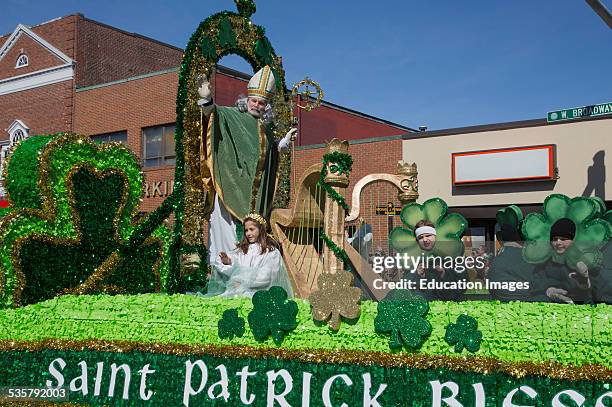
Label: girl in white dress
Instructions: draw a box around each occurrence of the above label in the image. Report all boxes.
[205,213,292,298]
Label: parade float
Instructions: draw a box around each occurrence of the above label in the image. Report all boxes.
[0,1,610,405]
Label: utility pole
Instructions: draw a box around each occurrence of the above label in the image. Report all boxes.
[586,0,612,29]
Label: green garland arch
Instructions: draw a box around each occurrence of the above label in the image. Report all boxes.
[165,0,294,293]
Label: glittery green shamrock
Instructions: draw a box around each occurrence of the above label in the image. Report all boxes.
[218,308,245,340]
[389,197,467,258]
[0,134,171,308]
[248,286,298,345]
[217,17,237,48]
[522,194,610,269]
[374,289,432,350]
[254,37,274,66]
[496,205,523,229]
[445,314,482,353]
[200,35,218,60]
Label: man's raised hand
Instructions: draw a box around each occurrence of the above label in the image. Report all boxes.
[278,127,297,152]
[286,127,298,141]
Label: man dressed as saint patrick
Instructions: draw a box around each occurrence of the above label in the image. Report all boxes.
[197,65,296,265]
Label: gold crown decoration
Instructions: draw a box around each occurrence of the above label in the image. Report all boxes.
[325,138,349,155]
[244,212,267,227]
[397,160,418,176]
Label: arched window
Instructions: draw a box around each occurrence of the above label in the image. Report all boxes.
[7,120,29,145]
[15,54,28,68]
[12,129,25,142]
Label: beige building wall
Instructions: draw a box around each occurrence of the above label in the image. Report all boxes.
[402,118,611,207]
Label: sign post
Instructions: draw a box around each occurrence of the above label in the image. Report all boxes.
[547,102,612,123]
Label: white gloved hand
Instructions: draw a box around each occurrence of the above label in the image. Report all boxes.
[197,75,212,104]
[285,127,297,142]
[546,287,574,304]
[278,128,297,152]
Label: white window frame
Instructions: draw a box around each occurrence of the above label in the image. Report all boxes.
[142,124,176,168]
[15,54,28,68]
[7,119,30,145]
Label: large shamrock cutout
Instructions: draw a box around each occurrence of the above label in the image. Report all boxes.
[374,289,432,350]
[248,286,298,345]
[309,270,361,330]
[521,194,610,269]
[445,314,482,353]
[389,198,467,258]
[0,134,171,307]
[589,196,606,215]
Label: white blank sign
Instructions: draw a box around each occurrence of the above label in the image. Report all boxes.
[452,145,554,185]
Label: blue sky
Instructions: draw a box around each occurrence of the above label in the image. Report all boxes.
[2,0,611,130]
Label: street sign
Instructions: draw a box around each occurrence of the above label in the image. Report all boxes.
[547,102,612,123]
[375,202,402,215]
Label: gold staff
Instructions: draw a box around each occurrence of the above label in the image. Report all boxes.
[290,77,324,191]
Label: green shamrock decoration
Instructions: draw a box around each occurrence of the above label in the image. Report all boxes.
[248,286,298,345]
[496,205,523,228]
[218,308,245,340]
[445,314,482,353]
[200,35,218,60]
[253,37,274,66]
[521,194,610,269]
[389,197,467,258]
[589,196,607,217]
[0,134,171,308]
[374,289,432,350]
[3,134,51,210]
[217,17,237,48]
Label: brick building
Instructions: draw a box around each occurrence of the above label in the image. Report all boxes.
[2,13,609,271]
[0,14,412,229]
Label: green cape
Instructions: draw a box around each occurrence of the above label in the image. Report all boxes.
[206,106,279,220]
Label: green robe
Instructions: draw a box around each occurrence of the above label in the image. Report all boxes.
[206,106,279,220]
